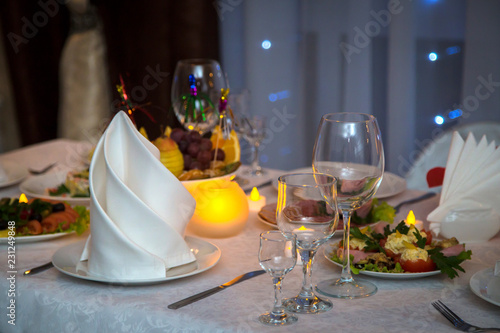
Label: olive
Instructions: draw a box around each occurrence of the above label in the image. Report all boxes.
[51,203,65,212]
[29,213,43,222]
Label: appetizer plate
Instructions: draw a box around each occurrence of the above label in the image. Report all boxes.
[323,245,441,279]
[0,160,29,188]
[0,231,74,244]
[52,236,221,285]
[470,267,500,307]
[272,167,406,198]
[19,171,90,206]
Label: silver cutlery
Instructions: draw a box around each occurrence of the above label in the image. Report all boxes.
[393,192,436,213]
[29,162,57,175]
[23,262,53,275]
[432,300,500,332]
[168,269,266,309]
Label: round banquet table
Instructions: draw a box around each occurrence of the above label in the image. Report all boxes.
[0,139,499,333]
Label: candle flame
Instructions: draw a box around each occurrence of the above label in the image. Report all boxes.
[19,193,28,203]
[406,210,416,226]
[250,187,260,201]
[298,226,308,231]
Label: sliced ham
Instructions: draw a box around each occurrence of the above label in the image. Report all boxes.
[372,221,391,235]
[337,247,370,263]
[441,244,465,257]
[356,199,373,218]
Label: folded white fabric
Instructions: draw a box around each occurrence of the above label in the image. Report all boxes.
[79,111,197,280]
[0,162,7,182]
[428,132,500,242]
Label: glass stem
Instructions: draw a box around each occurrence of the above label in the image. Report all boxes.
[250,142,261,174]
[298,249,316,298]
[341,210,354,282]
[271,276,286,318]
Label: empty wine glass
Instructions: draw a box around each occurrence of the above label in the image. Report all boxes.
[171,59,227,135]
[258,231,298,326]
[238,115,266,176]
[276,173,339,314]
[312,113,384,299]
[230,91,267,176]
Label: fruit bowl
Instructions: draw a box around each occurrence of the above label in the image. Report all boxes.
[181,169,239,195]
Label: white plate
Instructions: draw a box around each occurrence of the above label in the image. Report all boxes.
[376,172,407,198]
[0,231,74,244]
[323,244,441,279]
[0,160,29,188]
[52,236,221,285]
[272,168,406,198]
[470,267,500,306]
[19,171,90,206]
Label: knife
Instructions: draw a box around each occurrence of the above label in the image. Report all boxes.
[23,262,54,275]
[168,269,266,309]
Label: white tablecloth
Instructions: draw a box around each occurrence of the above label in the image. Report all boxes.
[0,139,499,333]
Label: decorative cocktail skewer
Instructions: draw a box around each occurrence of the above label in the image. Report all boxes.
[181,74,216,125]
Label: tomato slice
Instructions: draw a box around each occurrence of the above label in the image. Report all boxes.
[421,228,432,245]
[399,257,436,273]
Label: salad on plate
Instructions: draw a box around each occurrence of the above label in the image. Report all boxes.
[327,220,472,279]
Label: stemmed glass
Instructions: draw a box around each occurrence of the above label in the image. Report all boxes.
[258,231,298,326]
[237,115,266,176]
[276,173,339,314]
[312,113,384,299]
[171,59,227,135]
[230,91,267,176]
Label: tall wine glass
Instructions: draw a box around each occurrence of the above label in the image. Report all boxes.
[312,113,384,299]
[258,231,298,326]
[171,59,227,135]
[237,115,266,177]
[276,173,339,314]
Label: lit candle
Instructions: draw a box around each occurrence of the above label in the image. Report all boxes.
[19,193,28,203]
[189,180,249,238]
[247,187,266,211]
[405,210,423,230]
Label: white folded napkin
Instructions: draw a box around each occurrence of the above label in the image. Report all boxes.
[428,132,500,242]
[79,111,197,280]
[0,162,7,182]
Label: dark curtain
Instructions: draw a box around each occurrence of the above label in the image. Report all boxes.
[0,1,70,146]
[0,0,219,146]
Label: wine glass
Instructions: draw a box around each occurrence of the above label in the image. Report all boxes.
[237,115,266,177]
[258,231,298,326]
[276,173,339,314]
[312,113,384,299]
[171,59,227,135]
[230,91,267,177]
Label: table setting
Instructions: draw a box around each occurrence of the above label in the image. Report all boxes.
[1,59,500,332]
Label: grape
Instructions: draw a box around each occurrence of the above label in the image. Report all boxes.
[199,138,213,151]
[189,160,203,170]
[178,140,189,153]
[211,149,225,161]
[187,142,200,158]
[197,150,212,164]
[183,154,192,170]
[188,131,202,143]
[170,128,185,143]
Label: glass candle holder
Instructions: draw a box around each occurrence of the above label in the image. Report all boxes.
[189,180,249,238]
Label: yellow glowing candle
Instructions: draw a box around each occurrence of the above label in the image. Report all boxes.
[189,180,249,238]
[247,187,267,211]
[19,193,28,203]
[405,210,423,229]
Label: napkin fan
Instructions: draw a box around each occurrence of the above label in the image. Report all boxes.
[79,111,197,280]
[427,131,500,241]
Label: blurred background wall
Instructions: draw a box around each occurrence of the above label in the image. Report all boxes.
[1,0,499,178]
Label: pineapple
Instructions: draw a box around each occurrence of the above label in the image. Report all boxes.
[152,136,184,177]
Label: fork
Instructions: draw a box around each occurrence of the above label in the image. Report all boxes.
[393,192,436,213]
[29,162,57,175]
[432,300,500,332]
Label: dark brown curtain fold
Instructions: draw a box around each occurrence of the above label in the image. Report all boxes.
[0,1,69,146]
[0,0,219,146]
